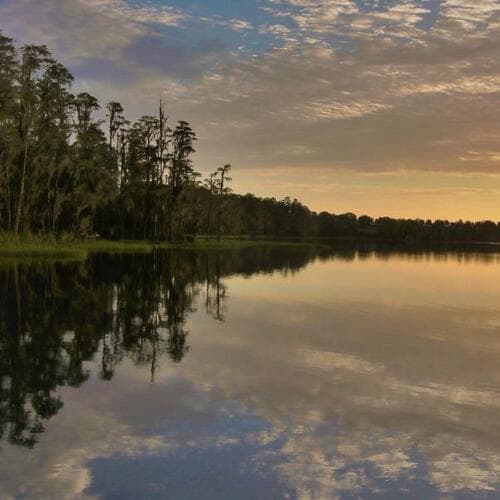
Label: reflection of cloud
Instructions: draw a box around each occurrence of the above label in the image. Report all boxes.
[0,399,143,499]
[0,367,249,499]
[1,254,500,497]
[177,261,500,496]
[273,434,363,499]
[299,348,384,374]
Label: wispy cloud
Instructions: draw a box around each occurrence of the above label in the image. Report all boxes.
[1,0,499,217]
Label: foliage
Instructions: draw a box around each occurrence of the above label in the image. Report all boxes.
[1,30,499,245]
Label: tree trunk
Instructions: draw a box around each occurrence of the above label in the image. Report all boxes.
[206,192,212,236]
[3,153,12,230]
[217,205,222,242]
[14,141,29,234]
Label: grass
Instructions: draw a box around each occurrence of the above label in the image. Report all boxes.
[0,233,153,260]
[0,232,328,260]
[0,233,86,259]
[79,239,154,253]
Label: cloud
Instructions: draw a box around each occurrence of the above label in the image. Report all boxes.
[0,0,234,81]
[1,0,500,216]
[228,19,254,32]
[442,0,500,26]
[0,0,183,59]
[124,34,228,79]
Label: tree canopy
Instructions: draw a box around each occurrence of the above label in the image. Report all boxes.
[1,30,499,243]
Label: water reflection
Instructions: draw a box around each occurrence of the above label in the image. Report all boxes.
[0,248,323,448]
[0,245,499,499]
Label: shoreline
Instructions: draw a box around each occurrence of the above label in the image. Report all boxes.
[0,236,329,259]
[1,235,499,260]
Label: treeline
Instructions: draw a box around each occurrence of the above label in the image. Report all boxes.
[192,197,500,243]
[0,31,208,240]
[1,31,499,243]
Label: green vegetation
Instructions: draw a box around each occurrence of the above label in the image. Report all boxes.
[1,29,499,253]
[0,232,86,258]
[0,232,328,260]
[0,234,154,259]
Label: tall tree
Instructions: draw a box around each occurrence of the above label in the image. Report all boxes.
[106,101,124,151]
[14,44,52,233]
[33,61,74,232]
[204,171,218,236]
[72,92,116,236]
[215,164,232,241]
[168,121,197,241]
[0,32,18,230]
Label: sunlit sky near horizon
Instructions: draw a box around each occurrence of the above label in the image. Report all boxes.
[1,0,499,220]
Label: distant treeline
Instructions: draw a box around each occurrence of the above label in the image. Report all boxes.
[197,198,500,243]
[1,32,498,243]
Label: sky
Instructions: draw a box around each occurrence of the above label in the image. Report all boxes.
[1,0,499,220]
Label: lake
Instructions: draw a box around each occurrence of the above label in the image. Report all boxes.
[0,245,499,499]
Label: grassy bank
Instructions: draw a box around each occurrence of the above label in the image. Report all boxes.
[0,233,328,259]
[0,233,156,258]
[0,234,84,259]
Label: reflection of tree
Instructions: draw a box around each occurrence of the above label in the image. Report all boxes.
[205,252,227,321]
[0,247,322,447]
[0,263,67,448]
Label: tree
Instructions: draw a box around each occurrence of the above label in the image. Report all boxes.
[33,61,74,232]
[215,164,232,241]
[106,101,124,150]
[204,171,218,235]
[14,44,52,233]
[168,120,198,241]
[1,30,499,244]
[0,31,18,230]
[72,92,117,236]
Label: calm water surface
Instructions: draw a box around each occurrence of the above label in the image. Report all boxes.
[0,246,499,499]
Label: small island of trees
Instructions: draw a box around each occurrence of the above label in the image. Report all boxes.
[1,30,499,245]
